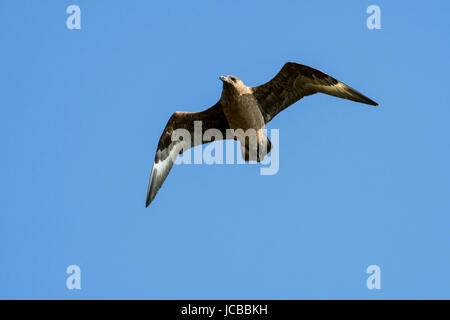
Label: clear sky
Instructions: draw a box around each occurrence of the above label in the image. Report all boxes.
[1,0,449,299]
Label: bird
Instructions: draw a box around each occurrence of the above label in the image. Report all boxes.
[146,62,378,207]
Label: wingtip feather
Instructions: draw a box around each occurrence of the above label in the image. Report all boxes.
[145,186,156,208]
[145,184,157,207]
[341,83,378,107]
[145,164,156,208]
[365,99,379,107]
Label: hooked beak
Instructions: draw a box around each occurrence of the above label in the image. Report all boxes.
[219,75,227,82]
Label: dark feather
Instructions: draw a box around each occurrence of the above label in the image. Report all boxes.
[252,62,378,123]
[146,102,229,207]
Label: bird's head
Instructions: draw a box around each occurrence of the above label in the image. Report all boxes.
[219,75,245,89]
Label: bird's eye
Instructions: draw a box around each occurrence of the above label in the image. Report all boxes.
[230,77,236,82]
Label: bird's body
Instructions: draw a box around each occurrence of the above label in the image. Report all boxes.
[219,76,270,162]
[221,89,263,132]
[146,62,378,207]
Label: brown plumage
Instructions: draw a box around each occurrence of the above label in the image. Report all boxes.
[146,62,378,207]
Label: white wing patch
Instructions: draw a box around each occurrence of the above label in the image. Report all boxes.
[310,81,378,106]
[146,142,187,206]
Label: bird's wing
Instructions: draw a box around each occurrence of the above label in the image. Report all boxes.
[146,101,229,207]
[252,62,378,123]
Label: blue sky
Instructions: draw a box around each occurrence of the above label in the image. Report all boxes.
[1,0,449,299]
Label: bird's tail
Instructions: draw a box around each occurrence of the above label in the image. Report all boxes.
[242,134,272,162]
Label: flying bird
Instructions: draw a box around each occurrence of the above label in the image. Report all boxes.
[146,62,378,206]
